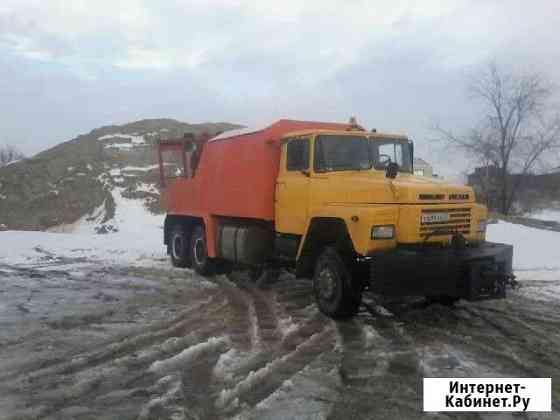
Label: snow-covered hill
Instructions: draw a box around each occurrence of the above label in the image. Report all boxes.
[0,119,240,231]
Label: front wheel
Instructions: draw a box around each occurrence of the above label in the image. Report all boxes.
[190,225,215,276]
[312,247,362,319]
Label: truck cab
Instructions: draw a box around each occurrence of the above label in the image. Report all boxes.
[160,120,513,319]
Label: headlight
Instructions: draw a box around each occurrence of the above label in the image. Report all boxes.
[477,220,487,233]
[371,225,395,239]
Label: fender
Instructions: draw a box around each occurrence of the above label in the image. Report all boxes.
[297,204,399,260]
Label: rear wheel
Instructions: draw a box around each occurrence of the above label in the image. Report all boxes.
[312,247,362,319]
[169,224,191,268]
[190,224,215,276]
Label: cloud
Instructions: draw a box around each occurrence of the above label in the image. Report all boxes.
[0,0,559,179]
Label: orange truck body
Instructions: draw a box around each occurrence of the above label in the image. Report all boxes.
[163,119,353,257]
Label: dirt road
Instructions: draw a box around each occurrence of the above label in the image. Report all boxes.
[1,259,559,419]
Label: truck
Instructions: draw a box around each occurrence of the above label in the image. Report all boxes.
[158,119,514,319]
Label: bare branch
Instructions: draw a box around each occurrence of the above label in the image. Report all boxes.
[0,144,25,167]
[434,61,559,214]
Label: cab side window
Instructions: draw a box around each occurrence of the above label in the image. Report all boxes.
[286,138,309,171]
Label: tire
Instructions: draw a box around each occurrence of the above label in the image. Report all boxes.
[312,247,362,319]
[169,224,191,268]
[190,224,215,276]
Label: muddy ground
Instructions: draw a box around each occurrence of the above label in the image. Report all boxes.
[1,257,559,419]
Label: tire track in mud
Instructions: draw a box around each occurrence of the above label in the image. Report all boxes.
[218,275,328,388]
[393,298,560,413]
[235,280,283,349]
[210,275,265,351]
[1,294,222,383]
[4,299,233,419]
[7,262,560,419]
[217,325,336,417]
[326,307,424,420]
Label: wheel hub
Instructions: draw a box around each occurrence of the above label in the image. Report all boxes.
[318,267,336,300]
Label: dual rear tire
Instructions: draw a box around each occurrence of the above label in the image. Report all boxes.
[170,224,215,275]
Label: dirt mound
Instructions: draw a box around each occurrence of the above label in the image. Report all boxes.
[0,119,240,230]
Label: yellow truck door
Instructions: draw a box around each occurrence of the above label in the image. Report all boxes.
[275,137,311,235]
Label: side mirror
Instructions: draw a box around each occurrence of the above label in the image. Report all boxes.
[386,162,399,179]
[301,169,311,177]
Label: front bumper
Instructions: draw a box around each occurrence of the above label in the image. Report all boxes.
[369,242,513,300]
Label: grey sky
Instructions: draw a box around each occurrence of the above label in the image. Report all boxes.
[1,0,559,177]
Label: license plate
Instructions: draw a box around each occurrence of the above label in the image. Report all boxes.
[421,212,450,224]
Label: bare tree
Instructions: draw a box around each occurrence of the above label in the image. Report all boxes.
[435,62,560,214]
[0,144,25,167]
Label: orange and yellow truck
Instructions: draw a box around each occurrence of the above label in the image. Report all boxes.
[158,119,513,318]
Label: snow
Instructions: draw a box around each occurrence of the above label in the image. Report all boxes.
[48,201,107,234]
[120,164,160,172]
[487,220,560,280]
[528,209,560,223]
[277,315,299,338]
[0,228,165,268]
[98,133,148,151]
[135,183,158,193]
[213,349,245,382]
[97,133,146,145]
[104,143,135,151]
[0,185,165,268]
[149,336,228,375]
[209,126,263,142]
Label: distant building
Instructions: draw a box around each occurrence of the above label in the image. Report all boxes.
[467,165,560,211]
[413,157,433,177]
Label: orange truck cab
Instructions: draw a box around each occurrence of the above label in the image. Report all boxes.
[158,119,513,319]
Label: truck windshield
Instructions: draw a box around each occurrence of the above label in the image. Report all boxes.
[314,135,412,173]
[371,138,413,173]
[314,135,371,172]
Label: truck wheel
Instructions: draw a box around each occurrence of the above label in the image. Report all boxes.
[170,224,191,268]
[313,247,362,319]
[190,225,215,276]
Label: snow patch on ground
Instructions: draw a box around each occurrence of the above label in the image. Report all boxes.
[98,133,146,145]
[120,164,160,172]
[277,315,299,338]
[149,336,229,375]
[528,208,560,223]
[98,133,149,151]
[361,325,381,347]
[213,348,247,382]
[487,221,560,280]
[48,202,107,234]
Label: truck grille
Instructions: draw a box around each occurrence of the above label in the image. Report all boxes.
[420,207,471,238]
